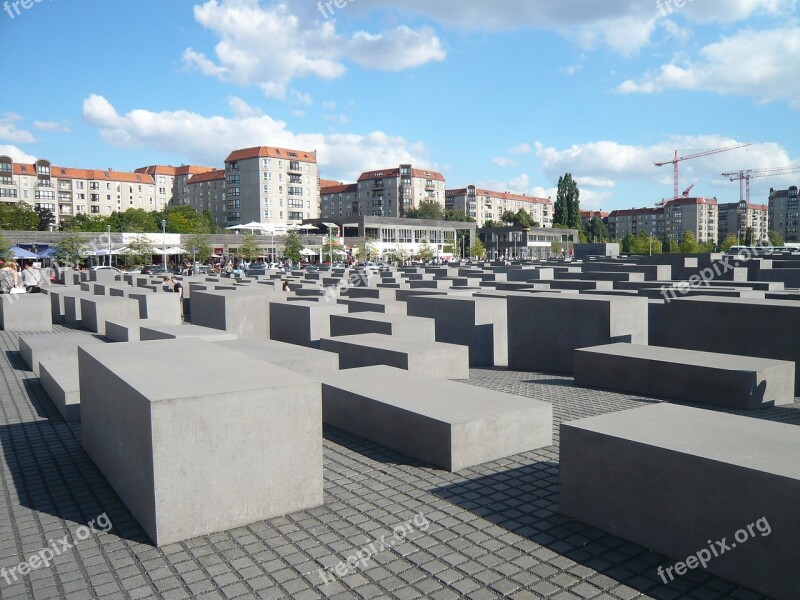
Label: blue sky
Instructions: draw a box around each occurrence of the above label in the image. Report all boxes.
[1,0,798,211]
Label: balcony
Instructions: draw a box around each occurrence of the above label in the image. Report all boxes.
[373,182,385,190]
[287,162,302,174]
[36,180,53,188]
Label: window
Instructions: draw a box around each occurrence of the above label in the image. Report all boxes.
[90,182,99,190]
[289,211,303,220]
[228,187,240,197]
[288,186,303,196]
[288,199,303,208]
[0,188,17,198]
[91,205,100,214]
[226,174,239,184]
[35,190,55,200]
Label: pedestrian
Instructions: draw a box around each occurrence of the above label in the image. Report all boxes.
[0,260,20,294]
[282,279,289,292]
[171,276,184,318]
[21,262,45,293]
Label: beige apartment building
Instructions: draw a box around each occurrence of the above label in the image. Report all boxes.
[445,185,553,228]
[717,201,769,243]
[0,156,158,226]
[134,164,215,208]
[608,197,718,243]
[320,182,359,220]
[768,186,799,242]
[223,146,320,227]
[186,169,226,227]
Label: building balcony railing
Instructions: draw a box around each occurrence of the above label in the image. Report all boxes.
[36,180,53,188]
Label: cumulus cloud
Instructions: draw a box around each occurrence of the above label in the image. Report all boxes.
[508,143,532,155]
[82,94,431,181]
[492,157,516,167]
[183,1,445,98]
[0,144,36,163]
[0,113,36,144]
[618,26,800,108]
[33,121,72,133]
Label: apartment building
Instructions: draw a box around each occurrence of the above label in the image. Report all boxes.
[186,169,226,227]
[320,182,359,219]
[0,156,157,226]
[446,185,553,228]
[580,210,609,225]
[223,146,320,227]
[134,164,215,208]
[608,197,718,243]
[717,201,769,243]
[768,186,799,242]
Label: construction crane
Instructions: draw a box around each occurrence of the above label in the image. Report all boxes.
[655,143,752,200]
[681,183,695,197]
[722,164,800,203]
[654,183,696,207]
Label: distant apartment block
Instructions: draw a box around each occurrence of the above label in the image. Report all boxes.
[134,164,215,208]
[717,201,769,243]
[320,182,359,220]
[580,210,609,225]
[223,146,320,228]
[769,186,799,242]
[445,185,552,228]
[608,197,718,243]
[186,169,226,228]
[0,155,160,226]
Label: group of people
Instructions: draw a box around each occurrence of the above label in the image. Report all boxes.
[0,260,46,294]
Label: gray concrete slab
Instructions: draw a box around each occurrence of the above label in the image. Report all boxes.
[191,289,287,339]
[0,294,52,332]
[212,338,339,378]
[39,356,80,422]
[329,312,436,342]
[19,331,105,375]
[79,296,141,335]
[140,324,238,342]
[269,300,347,348]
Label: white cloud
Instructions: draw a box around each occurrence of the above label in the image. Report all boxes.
[33,121,71,133]
[82,94,431,181]
[508,143,532,155]
[0,144,36,163]
[183,1,445,97]
[227,96,263,118]
[492,157,516,167]
[322,101,337,110]
[324,114,349,124]
[560,64,583,77]
[618,27,800,108]
[0,113,36,144]
[292,91,314,106]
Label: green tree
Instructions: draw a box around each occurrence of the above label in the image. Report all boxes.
[500,210,517,225]
[720,234,738,252]
[584,216,609,242]
[443,209,473,223]
[405,200,444,220]
[36,206,55,231]
[0,232,12,261]
[483,219,501,229]
[188,234,213,263]
[61,213,109,232]
[53,233,88,266]
[354,237,377,262]
[283,230,304,263]
[321,233,344,263]
[743,226,754,246]
[679,231,701,254]
[162,205,215,234]
[554,173,580,228]
[768,230,784,248]
[110,208,158,233]
[621,232,634,254]
[238,233,263,261]
[0,201,39,230]
[418,238,435,261]
[578,229,588,243]
[468,239,486,259]
[121,235,155,267]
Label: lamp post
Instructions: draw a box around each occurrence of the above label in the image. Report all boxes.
[161,219,167,270]
[107,225,111,267]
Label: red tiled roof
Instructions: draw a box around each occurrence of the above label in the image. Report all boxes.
[319,178,341,188]
[188,169,225,185]
[608,207,662,218]
[665,196,718,207]
[446,187,551,205]
[581,210,609,218]
[358,167,445,182]
[321,183,358,195]
[224,146,317,163]
[135,165,215,177]
[15,163,156,184]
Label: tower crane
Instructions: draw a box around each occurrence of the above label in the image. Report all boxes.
[721,164,800,203]
[655,143,751,200]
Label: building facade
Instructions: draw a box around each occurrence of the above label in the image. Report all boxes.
[223,146,320,228]
[186,169,226,228]
[0,156,159,226]
[607,207,664,240]
[479,226,579,259]
[768,186,799,242]
[580,210,609,225]
[320,183,359,220]
[445,186,552,228]
[717,201,769,243]
[134,164,215,208]
[608,197,718,243]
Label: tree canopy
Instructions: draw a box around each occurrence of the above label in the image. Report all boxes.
[283,230,304,262]
[0,202,38,230]
[553,173,581,229]
[405,200,444,220]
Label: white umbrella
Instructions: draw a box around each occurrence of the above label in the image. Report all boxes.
[296,224,318,231]
[226,222,268,233]
[300,248,316,256]
[166,247,188,256]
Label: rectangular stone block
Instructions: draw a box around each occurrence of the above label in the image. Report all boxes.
[63,292,93,328]
[508,293,648,374]
[127,291,182,325]
[269,300,348,348]
[213,339,339,378]
[192,289,287,338]
[560,403,800,600]
[19,331,104,374]
[329,313,435,342]
[320,333,469,379]
[407,295,508,367]
[320,366,552,472]
[140,324,238,342]
[39,356,80,422]
[574,343,794,409]
[80,296,141,335]
[0,294,52,332]
[79,338,323,546]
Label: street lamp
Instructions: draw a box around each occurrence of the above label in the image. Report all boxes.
[106,225,111,267]
[161,219,167,270]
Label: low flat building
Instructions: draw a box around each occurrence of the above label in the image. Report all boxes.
[480,226,579,260]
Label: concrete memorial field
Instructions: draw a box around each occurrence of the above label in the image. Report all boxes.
[0,251,798,599]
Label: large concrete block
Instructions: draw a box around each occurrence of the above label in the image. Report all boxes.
[507,293,648,374]
[560,403,800,600]
[407,295,508,367]
[63,292,93,328]
[140,324,238,342]
[192,289,287,338]
[269,300,347,348]
[19,331,105,374]
[329,312,435,342]
[320,333,469,379]
[79,338,323,546]
[39,356,80,422]
[651,296,800,394]
[80,296,141,335]
[0,294,52,332]
[574,343,794,409]
[127,291,182,325]
[320,366,552,472]
[213,339,339,378]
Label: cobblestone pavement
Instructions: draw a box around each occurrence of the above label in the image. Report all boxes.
[1,328,797,599]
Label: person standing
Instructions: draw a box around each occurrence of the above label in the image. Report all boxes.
[171,276,184,319]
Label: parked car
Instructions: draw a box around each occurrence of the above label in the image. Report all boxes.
[141,265,168,275]
[89,266,123,273]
